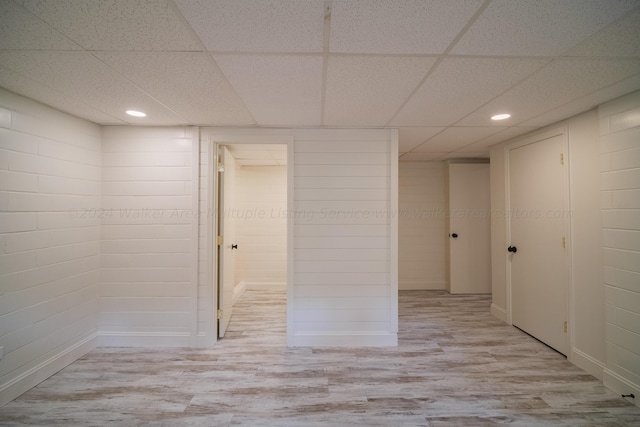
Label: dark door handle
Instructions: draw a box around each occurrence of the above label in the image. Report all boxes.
[450,233,458,239]
[508,246,517,253]
[231,244,238,250]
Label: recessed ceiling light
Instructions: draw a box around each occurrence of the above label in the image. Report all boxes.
[126,110,146,117]
[491,113,511,121]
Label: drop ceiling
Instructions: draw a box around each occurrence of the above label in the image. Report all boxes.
[1,0,639,161]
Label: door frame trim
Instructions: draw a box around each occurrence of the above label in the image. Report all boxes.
[198,128,294,347]
[504,125,573,357]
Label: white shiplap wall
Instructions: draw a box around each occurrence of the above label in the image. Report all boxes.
[398,162,446,290]
[235,165,287,288]
[599,90,640,400]
[291,129,398,346]
[0,89,101,406]
[100,127,197,347]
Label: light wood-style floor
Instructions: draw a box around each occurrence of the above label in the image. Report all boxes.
[1,290,639,426]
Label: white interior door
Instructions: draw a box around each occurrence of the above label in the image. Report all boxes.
[218,146,236,338]
[448,163,491,294]
[509,135,567,354]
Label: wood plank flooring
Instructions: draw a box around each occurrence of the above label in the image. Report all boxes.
[1,289,639,426]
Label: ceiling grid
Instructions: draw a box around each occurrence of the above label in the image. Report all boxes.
[0,0,638,160]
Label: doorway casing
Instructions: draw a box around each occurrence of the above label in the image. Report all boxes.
[197,129,294,347]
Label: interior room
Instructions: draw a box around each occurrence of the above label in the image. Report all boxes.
[1,0,639,424]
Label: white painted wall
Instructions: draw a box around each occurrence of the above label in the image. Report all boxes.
[599,90,640,401]
[0,88,101,406]
[291,129,398,346]
[234,165,287,288]
[100,126,198,347]
[398,162,446,290]
[490,109,607,381]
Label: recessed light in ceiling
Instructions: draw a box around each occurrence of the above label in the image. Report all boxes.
[491,113,511,121]
[126,110,146,117]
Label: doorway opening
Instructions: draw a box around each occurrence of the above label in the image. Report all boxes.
[215,143,289,340]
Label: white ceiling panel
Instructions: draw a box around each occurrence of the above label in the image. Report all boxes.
[398,127,445,152]
[455,127,538,152]
[96,52,255,126]
[458,58,640,126]
[18,0,201,51]
[441,152,489,160]
[452,0,640,56]
[391,57,549,126]
[413,127,507,153]
[0,64,125,124]
[400,152,449,161]
[227,144,287,166]
[0,1,80,50]
[1,0,640,160]
[324,55,436,126]
[330,0,484,54]
[567,7,640,58]
[520,73,640,127]
[0,51,187,124]
[214,55,323,126]
[175,0,325,53]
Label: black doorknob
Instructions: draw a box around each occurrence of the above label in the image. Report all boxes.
[508,246,517,253]
[450,233,458,239]
[231,244,238,250]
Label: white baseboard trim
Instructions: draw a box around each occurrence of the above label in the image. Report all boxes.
[291,333,397,347]
[233,281,247,305]
[97,331,191,347]
[490,303,508,323]
[0,333,97,407]
[399,281,446,290]
[246,281,287,291]
[604,367,640,407]
[570,348,605,380]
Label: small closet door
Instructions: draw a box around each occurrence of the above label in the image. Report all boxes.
[448,162,491,294]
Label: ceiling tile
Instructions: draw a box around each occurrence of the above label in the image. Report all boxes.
[18,0,201,51]
[457,58,640,126]
[96,52,254,125]
[227,143,287,166]
[214,55,323,126]
[175,0,325,53]
[0,1,80,50]
[400,152,448,161]
[324,56,436,126]
[452,0,640,56]
[567,7,640,58]
[398,127,445,152]
[391,58,549,126]
[0,64,125,124]
[0,51,187,124]
[520,73,640,127]
[440,152,489,160]
[330,0,484,54]
[456,127,538,152]
[413,127,507,152]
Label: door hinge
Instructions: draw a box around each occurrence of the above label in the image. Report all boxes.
[217,235,224,245]
[560,153,564,165]
[564,321,568,333]
[562,237,566,248]
[217,309,223,320]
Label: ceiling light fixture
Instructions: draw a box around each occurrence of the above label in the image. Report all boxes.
[491,113,511,121]
[126,110,146,117]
